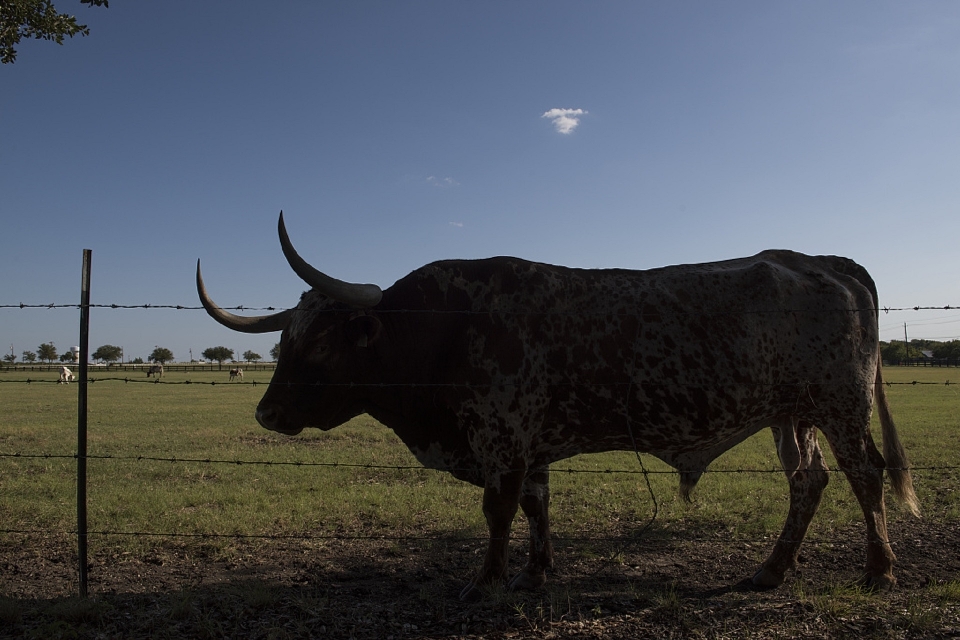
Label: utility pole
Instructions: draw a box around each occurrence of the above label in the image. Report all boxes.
[904,323,910,360]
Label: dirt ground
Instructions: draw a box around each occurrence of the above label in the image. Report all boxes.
[2,517,959,639]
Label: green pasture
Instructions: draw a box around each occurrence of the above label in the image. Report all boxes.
[0,366,957,555]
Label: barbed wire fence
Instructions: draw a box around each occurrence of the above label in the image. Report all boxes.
[2,251,960,598]
[5,302,960,312]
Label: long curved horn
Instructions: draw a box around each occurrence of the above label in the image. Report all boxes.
[278,211,383,308]
[196,260,294,333]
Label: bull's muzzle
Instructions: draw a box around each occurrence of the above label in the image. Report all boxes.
[255,405,303,435]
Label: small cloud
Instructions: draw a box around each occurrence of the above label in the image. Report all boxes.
[542,108,588,134]
[449,221,464,228]
[427,176,459,188]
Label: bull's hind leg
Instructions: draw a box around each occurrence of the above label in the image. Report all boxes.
[753,419,829,588]
[823,424,898,589]
[508,466,554,591]
[459,467,524,601]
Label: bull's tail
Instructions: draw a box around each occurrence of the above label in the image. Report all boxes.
[833,256,921,517]
[875,360,921,517]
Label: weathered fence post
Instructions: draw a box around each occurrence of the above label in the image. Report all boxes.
[77,249,92,598]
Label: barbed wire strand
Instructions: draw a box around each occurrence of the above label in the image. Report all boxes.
[0,527,911,549]
[0,377,957,387]
[1,451,955,474]
[2,302,959,314]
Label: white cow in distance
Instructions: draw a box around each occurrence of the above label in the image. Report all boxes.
[58,366,75,384]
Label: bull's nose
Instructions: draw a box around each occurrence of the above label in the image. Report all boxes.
[256,406,281,430]
[256,405,303,435]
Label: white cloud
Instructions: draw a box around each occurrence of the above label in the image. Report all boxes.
[449,221,464,228]
[542,108,588,134]
[427,176,459,188]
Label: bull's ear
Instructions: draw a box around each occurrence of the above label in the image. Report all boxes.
[346,314,382,348]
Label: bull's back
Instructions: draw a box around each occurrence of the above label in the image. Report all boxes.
[415,252,875,453]
[403,251,877,378]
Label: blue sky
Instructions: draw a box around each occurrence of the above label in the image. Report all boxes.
[2,1,959,363]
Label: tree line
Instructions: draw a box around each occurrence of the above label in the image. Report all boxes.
[4,342,71,364]
[880,339,960,363]
[9,338,956,366]
[4,343,282,365]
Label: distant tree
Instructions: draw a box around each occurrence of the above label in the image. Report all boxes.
[880,341,908,364]
[3,353,16,364]
[202,346,234,367]
[92,344,122,364]
[59,352,74,362]
[37,342,57,362]
[911,338,940,353]
[130,357,144,364]
[242,350,262,363]
[270,342,280,361]
[933,340,960,360]
[149,347,174,364]
[1,0,110,64]
[22,350,36,363]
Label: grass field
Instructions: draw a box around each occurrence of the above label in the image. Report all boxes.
[2,366,959,637]
[1,365,957,553]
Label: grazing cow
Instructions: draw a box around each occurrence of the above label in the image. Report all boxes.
[58,366,74,384]
[196,212,920,599]
[147,365,163,378]
[229,367,243,381]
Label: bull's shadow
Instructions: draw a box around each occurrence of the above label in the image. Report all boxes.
[3,518,945,639]
[0,533,752,638]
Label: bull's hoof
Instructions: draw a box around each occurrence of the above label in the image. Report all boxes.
[459,580,482,602]
[856,572,896,592]
[507,568,547,591]
[751,567,785,589]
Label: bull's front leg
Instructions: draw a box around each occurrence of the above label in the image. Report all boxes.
[459,467,524,601]
[509,466,553,591]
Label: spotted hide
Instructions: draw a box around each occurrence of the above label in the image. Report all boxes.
[197,212,920,599]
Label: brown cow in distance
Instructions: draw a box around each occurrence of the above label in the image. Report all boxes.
[197,211,919,600]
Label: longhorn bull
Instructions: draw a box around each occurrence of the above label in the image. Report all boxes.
[197,212,919,598]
